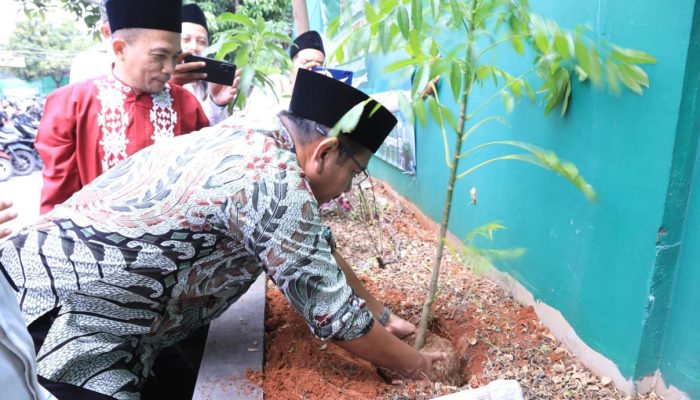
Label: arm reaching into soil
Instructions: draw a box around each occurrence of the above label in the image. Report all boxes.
[334,320,445,379]
[333,251,416,338]
[332,250,444,379]
[0,200,17,239]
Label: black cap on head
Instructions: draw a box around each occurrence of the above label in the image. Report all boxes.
[289,30,325,60]
[107,0,183,34]
[182,3,208,34]
[289,69,397,154]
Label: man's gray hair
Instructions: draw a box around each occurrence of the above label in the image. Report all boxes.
[278,110,369,162]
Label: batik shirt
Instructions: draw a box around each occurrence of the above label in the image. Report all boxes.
[0,117,373,399]
[36,73,210,214]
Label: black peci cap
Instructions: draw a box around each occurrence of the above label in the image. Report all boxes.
[182,3,208,35]
[289,69,397,154]
[289,30,325,60]
[107,0,183,34]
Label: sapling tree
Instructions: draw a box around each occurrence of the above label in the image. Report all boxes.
[328,0,655,349]
[208,13,293,108]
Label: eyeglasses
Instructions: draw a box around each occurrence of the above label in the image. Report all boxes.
[315,124,370,188]
[315,125,380,227]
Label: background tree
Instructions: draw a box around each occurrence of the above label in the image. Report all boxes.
[329,0,655,349]
[1,18,91,88]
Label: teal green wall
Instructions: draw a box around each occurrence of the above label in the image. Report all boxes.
[310,0,699,396]
[654,2,700,397]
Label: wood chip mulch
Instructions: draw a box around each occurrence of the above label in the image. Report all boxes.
[313,181,661,400]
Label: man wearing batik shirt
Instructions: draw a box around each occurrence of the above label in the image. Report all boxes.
[36,0,209,214]
[0,69,443,399]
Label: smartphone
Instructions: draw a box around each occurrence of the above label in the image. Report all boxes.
[183,54,236,86]
[311,66,353,86]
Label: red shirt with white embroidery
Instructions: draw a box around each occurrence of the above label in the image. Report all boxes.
[36,74,209,214]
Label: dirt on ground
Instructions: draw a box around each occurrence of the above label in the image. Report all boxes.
[261,181,663,400]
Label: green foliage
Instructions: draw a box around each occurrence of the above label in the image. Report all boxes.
[445,222,527,275]
[18,0,101,33]
[208,12,292,108]
[1,18,91,88]
[235,0,292,37]
[329,0,655,349]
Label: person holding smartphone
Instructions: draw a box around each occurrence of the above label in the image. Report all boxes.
[244,30,327,120]
[172,4,241,126]
[36,0,209,215]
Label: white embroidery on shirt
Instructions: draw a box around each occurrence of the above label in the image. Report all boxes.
[96,79,178,171]
[96,77,130,171]
[150,85,177,143]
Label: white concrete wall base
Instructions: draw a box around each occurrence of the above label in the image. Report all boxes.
[486,268,692,400]
[637,372,691,400]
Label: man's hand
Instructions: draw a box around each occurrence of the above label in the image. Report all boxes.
[209,68,242,106]
[0,200,17,239]
[171,52,207,86]
[385,313,416,339]
[410,351,447,380]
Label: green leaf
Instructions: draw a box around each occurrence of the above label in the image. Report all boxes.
[398,92,414,122]
[534,29,549,54]
[574,65,588,82]
[455,141,597,202]
[501,92,514,113]
[266,33,293,45]
[443,110,458,132]
[365,2,377,24]
[218,12,254,29]
[215,41,239,60]
[336,44,345,64]
[511,35,525,55]
[619,63,650,88]
[428,96,442,126]
[553,32,571,60]
[450,63,462,102]
[327,16,341,38]
[611,45,657,64]
[385,57,422,73]
[510,78,523,98]
[328,100,372,137]
[449,0,464,28]
[574,38,591,76]
[411,0,422,31]
[560,75,572,116]
[414,99,427,126]
[465,222,508,243]
[408,29,422,57]
[588,47,602,85]
[397,6,410,39]
[618,64,644,95]
[606,59,621,94]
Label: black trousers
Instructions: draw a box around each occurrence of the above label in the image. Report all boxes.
[29,309,209,400]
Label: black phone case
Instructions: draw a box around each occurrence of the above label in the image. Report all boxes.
[183,55,236,86]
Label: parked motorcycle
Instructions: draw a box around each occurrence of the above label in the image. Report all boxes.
[0,125,37,176]
[0,150,12,182]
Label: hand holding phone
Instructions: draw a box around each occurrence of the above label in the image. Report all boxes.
[183,54,237,86]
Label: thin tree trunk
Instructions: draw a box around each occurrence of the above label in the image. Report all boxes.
[414,0,478,350]
[292,0,310,34]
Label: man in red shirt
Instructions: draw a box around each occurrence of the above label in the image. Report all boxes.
[36,0,209,214]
